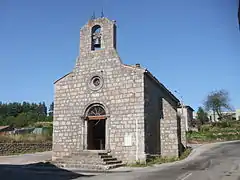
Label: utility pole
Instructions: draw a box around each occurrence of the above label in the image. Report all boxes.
[174,90,186,131]
[174,90,188,149]
[174,90,184,114]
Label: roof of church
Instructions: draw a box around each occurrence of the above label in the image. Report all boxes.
[144,70,180,103]
[54,72,73,84]
[122,63,180,103]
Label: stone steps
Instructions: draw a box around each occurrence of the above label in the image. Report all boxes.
[56,158,122,165]
[100,155,113,159]
[72,150,109,156]
[102,157,117,162]
[104,160,122,165]
[54,151,124,170]
[57,162,125,170]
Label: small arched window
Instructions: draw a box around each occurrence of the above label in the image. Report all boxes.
[87,105,106,116]
[91,25,102,50]
[85,104,106,120]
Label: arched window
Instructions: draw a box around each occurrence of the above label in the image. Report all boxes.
[91,25,102,50]
[85,104,106,120]
[87,105,106,116]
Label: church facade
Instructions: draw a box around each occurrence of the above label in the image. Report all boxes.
[53,17,186,167]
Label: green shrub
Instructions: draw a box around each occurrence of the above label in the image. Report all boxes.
[188,121,240,142]
[179,147,192,160]
[212,121,234,128]
[200,125,211,132]
[34,122,53,128]
[128,160,147,167]
[128,148,192,167]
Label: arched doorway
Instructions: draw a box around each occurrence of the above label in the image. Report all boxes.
[85,104,106,150]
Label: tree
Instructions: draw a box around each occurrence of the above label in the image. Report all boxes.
[7,102,22,117]
[0,101,50,126]
[22,101,31,113]
[196,107,209,125]
[37,102,47,116]
[49,102,54,116]
[204,89,232,121]
[5,116,16,126]
[14,113,29,128]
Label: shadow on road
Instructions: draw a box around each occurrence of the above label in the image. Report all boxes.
[0,162,94,180]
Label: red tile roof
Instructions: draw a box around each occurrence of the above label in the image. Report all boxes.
[0,126,10,131]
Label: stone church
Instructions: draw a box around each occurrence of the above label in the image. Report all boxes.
[53,17,186,169]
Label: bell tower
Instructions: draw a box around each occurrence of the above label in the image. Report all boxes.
[79,17,117,55]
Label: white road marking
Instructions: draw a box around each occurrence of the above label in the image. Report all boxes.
[177,172,193,180]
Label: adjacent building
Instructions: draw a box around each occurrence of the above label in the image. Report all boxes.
[177,105,194,131]
[208,110,240,122]
[236,109,240,120]
[0,126,14,135]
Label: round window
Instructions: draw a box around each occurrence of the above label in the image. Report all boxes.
[88,75,103,91]
[92,77,101,87]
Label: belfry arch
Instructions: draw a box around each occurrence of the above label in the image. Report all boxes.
[91,25,102,50]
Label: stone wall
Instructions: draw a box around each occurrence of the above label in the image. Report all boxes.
[53,62,146,163]
[177,107,194,132]
[161,98,179,157]
[144,75,162,155]
[180,114,187,148]
[177,108,187,148]
[144,73,182,157]
[0,143,52,156]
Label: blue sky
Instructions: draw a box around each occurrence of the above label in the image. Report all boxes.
[0,0,239,111]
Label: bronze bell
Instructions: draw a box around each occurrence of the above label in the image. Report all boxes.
[94,37,101,48]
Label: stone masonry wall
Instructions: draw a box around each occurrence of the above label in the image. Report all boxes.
[53,18,146,163]
[161,98,179,157]
[0,143,52,156]
[53,73,79,159]
[177,108,187,148]
[144,74,182,157]
[144,75,162,155]
[180,114,187,148]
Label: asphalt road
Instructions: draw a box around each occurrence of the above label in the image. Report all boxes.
[0,142,239,180]
[0,151,52,165]
[81,141,240,180]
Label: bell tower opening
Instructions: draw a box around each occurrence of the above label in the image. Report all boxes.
[91,25,102,51]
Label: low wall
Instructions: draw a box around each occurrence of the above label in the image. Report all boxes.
[0,143,52,156]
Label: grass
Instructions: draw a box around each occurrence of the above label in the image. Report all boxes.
[187,120,240,143]
[179,148,192,160]
[128,148,192,167]
[34,121,53,128]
